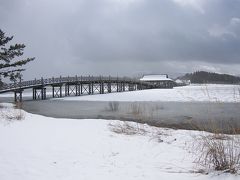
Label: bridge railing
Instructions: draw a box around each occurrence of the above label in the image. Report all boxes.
[0,76,143,92]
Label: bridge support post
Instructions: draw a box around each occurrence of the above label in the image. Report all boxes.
[120,83,123,92]
[75,84,78,96]
[102,83,105,94]
[60,86,62,97]
[118,82,123,92]
[99,82,102,94]
[118,83,122,92]
[77,84,80,96]
[33,88,36,100]
[107,76,111,93]
[52,85,62,98]
[65,83,80,96]
[65,84,70,96]
[100,82,104,94]
[52,86,55,98]
[14,90,23,102]
[80,83,83,94]
[108,82,111,93]
[42,88,46,99]
[88,83,91,95]
[33,87,46,100]
[91,83,94,94]
[118,83,121,92]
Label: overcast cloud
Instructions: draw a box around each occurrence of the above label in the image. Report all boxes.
[1,0,240,79]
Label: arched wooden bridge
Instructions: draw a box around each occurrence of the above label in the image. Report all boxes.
[0,76,153,102]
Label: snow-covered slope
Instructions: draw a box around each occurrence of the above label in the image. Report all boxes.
[0,105,238,180]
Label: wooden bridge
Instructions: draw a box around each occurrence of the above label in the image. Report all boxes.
[0,76,153,102]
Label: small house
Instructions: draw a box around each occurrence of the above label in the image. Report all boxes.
[175,79,190,86]
[175,79,185,86]
[140,74,175,89]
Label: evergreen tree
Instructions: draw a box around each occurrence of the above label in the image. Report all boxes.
[0,29,35,82]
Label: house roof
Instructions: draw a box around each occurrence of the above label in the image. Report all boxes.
[140,74,173,81]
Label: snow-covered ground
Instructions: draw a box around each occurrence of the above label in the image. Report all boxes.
[62,84,240,102]
[0,104,239,180]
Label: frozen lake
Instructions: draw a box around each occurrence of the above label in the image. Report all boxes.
[20,100,240,133]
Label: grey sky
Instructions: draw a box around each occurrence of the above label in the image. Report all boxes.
[1,0,240,79]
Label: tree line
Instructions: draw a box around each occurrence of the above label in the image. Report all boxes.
[180,71,240,84]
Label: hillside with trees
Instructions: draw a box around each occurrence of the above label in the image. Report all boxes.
[179,71,240,84]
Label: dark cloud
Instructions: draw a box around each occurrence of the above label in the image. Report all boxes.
[1,0,240,79]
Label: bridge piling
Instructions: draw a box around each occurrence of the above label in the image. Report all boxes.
[14,90,23,102]
[108,83,111,93]
[88,83,91,95]
[108,76,111,93]
[80,83,83,94]
[33,88,36,100]
[33,87,46,100]
[117,77,119,92]
[91,82,94,94]
[52,85,62,98]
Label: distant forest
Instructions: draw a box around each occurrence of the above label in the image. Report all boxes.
[179,71,240,84]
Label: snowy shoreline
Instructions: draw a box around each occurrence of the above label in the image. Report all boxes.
[0,104,239,180]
